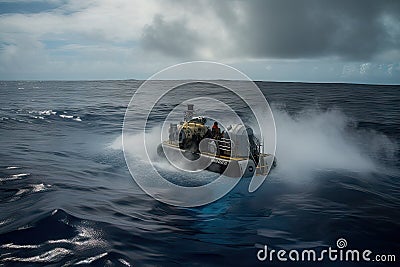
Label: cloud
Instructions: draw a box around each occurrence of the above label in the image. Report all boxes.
[0,0,399,82]
[141,0,400,61]
[0,0,167,79]
[141,15,202,58]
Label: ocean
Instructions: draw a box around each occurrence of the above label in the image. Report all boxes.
[0,80,399,266]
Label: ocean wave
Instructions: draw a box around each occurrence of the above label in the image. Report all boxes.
[1,243,40,249]
[0,173,30,182]
[0,209,132,266]
[38,110,57,116]
[19,109,83,122]
[75,252,108,265]
[4,183,53,202]
[0,80,398,266]
[1,248,72,263]
[59,114,74,119]
[5,166,20,169]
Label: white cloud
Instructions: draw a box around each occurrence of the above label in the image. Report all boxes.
[0,0,169,79]
[0,0,236,79]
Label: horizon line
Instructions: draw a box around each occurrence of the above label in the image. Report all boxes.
[1,78,399,86]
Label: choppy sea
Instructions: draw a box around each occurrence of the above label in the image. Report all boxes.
[0,80,399,266]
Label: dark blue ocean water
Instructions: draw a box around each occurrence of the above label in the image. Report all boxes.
[0,80,399,266]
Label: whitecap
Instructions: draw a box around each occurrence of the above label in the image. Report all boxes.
[47,239,71,244]
[37,110,56,116]
[32,115,45,120]
[0,218,12,226]
[47,224,107,249]
[1,243,40,249]
[59,114,73,119]
[2,248,71,263]
[32,183,51,193]
[15,189,29,196]
[0,173,29,182]
[119,258,131,266]
[14,183,51,197]
[75,252,108,265]
[38,110,53,116]
[12,173,29,178]
[17,225,32,230]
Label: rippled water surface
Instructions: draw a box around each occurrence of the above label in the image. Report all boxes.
[0,80,399,266]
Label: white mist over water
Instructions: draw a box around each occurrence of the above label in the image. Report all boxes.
[271,106,397,179]
[111,127,180,173]
[111,127,162,162]
[111,127,220,187]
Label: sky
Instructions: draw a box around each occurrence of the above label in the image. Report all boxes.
[0,0,399,84]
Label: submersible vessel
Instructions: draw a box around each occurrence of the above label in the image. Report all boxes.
[157,104,276,178]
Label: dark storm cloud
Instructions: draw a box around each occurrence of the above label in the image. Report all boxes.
[141,15,202,58]
[228,0,400,60]
[141,0,400,60]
